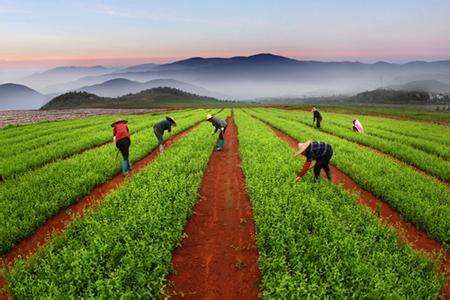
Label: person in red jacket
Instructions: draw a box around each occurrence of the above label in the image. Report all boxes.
[111,119,131,175]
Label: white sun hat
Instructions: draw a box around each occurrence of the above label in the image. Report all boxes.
[297,141,311,155]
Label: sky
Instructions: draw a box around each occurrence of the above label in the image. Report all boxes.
[1,0,449,69]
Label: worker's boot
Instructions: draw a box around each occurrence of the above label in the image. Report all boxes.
[325,169,332,181]
[126,159,132,171]
[159,144,164,153]
[121,160,129,175]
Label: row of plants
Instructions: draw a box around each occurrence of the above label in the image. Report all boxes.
[262,108,450,181]
[0,108,182,145]
[0,109,214,254]
[357,114,450,145]
[322,111,450,160]
[248,108,450,251]
[0,115,114,143]
[0,115,139,160]
[4,111,228,298]
[321,109,450,146]
[234,110,443,297]
[0,110,198,179]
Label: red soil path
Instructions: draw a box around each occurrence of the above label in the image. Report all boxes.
[167,116,261,299]
[266,123,450,299]
[0,124,198,300]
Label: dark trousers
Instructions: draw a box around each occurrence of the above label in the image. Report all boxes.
[316,119,321,128]
[314,148,333,180]
[153,127,164,145]
[216,125,227,149]
[218,125,227,140]
[116,138,131,160]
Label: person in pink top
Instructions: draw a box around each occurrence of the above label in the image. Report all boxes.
[352,119,364,133]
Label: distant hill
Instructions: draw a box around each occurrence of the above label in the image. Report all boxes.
[350,89,449,104]
[120,63,159,73]
[23,65,117,92]
[0,83,47,110]
[53,53,450,99]
[387,80,450,94]
[41,87,222,110]
[77,78,221,98]
[78,78,142,97]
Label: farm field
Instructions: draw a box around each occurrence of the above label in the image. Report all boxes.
[281,104,450,125]
[259,108,450,181]
[0,108,164,128]
[0,107,449,298]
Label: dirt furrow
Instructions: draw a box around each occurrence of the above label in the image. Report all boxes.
[0,123,199,299]
[167,116,261,299]
[264,121,450,299]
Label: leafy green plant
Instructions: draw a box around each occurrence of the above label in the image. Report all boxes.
[0,110,203,179]
[5,111,229,298]
[262,108,450,181]
[0,109,214,254]
[248,108,450,250]
[318,111,450,159]
[234,110,443,298]
[1,115,112,142]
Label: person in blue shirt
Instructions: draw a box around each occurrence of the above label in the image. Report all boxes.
[295,140,333,182]
[206,114,227,151]
[153,116,176,153]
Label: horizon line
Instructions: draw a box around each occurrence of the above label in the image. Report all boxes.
[1,53,449,70]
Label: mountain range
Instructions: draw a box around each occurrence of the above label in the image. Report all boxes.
[0,83,47,110]
[23,66,118,93]
[32,53,450,99]
[3,53,450,110]
[77,78,223,98]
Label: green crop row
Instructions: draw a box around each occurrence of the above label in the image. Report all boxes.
[320,109,449,146]
[312,110,450,160]
[357,114,450,144]
[0,115,114,142]
[261,108,450,181]
[294,105,450,134]
[4,111,229,298]
[0,109,215,254]
[0,109,181,145]
[0,110,197,179]
[234,110,442,297]
[0,115,140,159]
[247,108,450,250]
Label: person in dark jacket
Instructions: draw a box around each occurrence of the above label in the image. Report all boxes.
[112,119,131,175]
[312,107,322,129]
[295,140,333,181]
[153,116,176,153]
[206,114,227,151]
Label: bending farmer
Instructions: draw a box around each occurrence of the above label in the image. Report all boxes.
[352,119,364,133]
[206,114,227,151]
[153,116,176,153]
[112,119,131,175]
[295,140,333,182]
[312,107,322,129]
